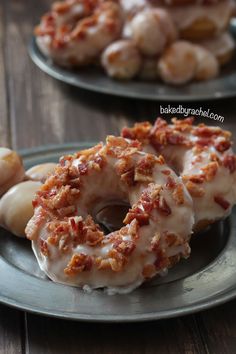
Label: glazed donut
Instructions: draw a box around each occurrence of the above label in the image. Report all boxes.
[26,163,57,183]
[167,0,235,40]
[122,117,236,231]
[0,148,25,197]
[130,8,177,56]
[0,181,41,238]
[157,41,219,85]
[197,32,235,66]
[35,0,123,67]
[26,137,194,293]
[101,40,142,79]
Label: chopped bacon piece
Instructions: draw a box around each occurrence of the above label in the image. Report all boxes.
[214,140,231,153]
[113,239,135,256]
[194,125,221,137]
[166,176,176,189]
[124,206,149,226]
[223,155,236,173]
[201,162,218,182]
[77,162,88,175]
[173,184,184,205]
[154,196,171,216]
[121,169,135,187]
[182,175,205,184]
[185,181,205,197]
[40,239,50,257]
[64,254,93,276]
[214,196,230,210]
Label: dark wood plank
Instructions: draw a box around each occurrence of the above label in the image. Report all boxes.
[0,1,10,147]
[0,305,23,354]
[25,314,206,354]
[196,300,236,354]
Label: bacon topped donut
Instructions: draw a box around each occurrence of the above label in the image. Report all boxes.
[26,136,194,293]
[35,0,123,67]
[122,118,236,231]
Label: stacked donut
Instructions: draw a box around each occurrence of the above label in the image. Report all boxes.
[34,0,236,85]
[1,118,236,293]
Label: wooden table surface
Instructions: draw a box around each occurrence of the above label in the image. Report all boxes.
[1,1,236,353]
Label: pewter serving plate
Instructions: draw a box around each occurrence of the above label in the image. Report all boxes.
[28,22,236,101]
[1,143,236,322]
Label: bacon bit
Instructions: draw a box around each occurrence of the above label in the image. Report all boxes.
[165,232,179,247]
[172,117,194,132]
[64,254,93,276]
[194,125,221,137]
[223,155,236,173]
[57,205,76,217]
[215,139,231,153]
[94,155,105,170]
[124,206,149,226]
[154,250,169,271]
[182,174,205,184]
[53,2,71,14]
[121,169,135,187]
[121,122,151,142]
[82,215,104,246]
[201,162,218,182]
[40,239,50,257]
[185,181,205,197]
[156,155,165,165]
[210,153,221,164]
[32,199,38,208]
[151,118,168,135]
[77,162,88,175]
[214,196,230,210]
[113,239,135,256]
[154,196,171,216]
[96,249,125,272]
[150,233,161,251]
[162,169,171,176]
[196,137,212,147]
[167,132,186,145]
[166,176,176,189]
[135,155,156,182]
[142,264,156,278]
[173,184,184,205]
[121,127,135,139]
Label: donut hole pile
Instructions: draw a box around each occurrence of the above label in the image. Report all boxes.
[35,0,236,85]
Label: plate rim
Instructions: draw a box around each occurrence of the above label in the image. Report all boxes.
[1,143,236,322]
[28,36,236,102]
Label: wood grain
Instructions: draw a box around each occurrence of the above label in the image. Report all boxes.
[25,314,206,354]
[0,1,10,147]
[0,305,22,354]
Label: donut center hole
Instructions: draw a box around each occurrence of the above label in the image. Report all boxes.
[95,204,130,234]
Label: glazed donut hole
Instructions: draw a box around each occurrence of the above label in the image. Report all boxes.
[130,8,178,56]
[26,163,57,183]
[0,181,41,238]
[157,41,198,85]
[101,40,142,79]
[194,45,219,81]
[0,147,25,197]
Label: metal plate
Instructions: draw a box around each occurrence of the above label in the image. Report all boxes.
[28,24,236,102]
[1,143,236,322]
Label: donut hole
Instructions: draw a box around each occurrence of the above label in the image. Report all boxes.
[95,203,130,233]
